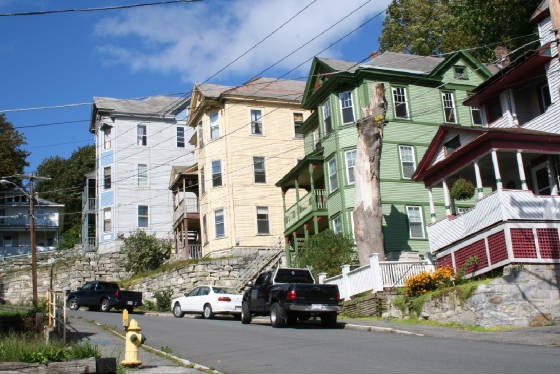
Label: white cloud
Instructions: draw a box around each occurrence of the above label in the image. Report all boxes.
[94,0,390,83]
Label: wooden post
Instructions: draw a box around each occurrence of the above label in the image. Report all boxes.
[353,83,387,265]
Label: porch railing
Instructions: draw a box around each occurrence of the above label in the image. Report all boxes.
[0,245,57,260]
[173,197,199,224]
[285,189,326,228]
[318,253,434,300]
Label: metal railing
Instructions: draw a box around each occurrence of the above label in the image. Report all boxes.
[0,245,56,260]
[46,290,66,343]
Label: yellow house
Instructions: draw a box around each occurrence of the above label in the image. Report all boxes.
[187,77,309,257]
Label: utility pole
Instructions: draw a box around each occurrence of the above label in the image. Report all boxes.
[28,174,37,307]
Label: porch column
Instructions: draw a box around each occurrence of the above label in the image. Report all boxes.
[473,160,484,199]
[491,150,503,190]
[313,216,319,234]
[546,160,559,195]
[308,163,316,191]
[281,189,287,225]
[304,223,309,241]
[284,236,292,267]
[516,151,528,191]
[442,179,452,218]
[427,187,436,223]
[294,180,300,221]
[292,232,300,267]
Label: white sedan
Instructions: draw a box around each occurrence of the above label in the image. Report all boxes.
[171,285,242,319]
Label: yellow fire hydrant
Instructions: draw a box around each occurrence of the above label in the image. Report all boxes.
[121,315,146,367]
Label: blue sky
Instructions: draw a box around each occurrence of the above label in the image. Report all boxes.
[0,0,390,174]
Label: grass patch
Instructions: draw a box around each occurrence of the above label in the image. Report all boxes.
[0,332,99,364]
[341,316,517,332]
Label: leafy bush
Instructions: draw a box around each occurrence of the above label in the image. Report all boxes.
[123,230,171,274]
[450,178,475,201]
[154,289,173,312]
[299,229,356,278]
[404,266,455,297]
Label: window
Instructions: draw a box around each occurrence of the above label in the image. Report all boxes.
[486,96,502,123]
[398,145,416,179]
[256,206,270,234]
[209,112,219,140]
[327,157,338,193]
[202,215,208,244]
[323,100,332,134]
[539,84,552,112]
[103,126,112,150]
[332,215,342,234]
[212,160,222,187]
[200,167,205,194]
[137,164,148,187]
[103,166,111,190]
[442,91,457,123]
[215,208,225,237]
[198,121,204,147]
[344,149,356,185]
[293,112,304,138]
[406,206,425,239]
[339,91,355,124]
[454,66,467,80]
[313,128,321,149]
[253,156,266,183]
[103,208,112,232]
[471,106,483,126]
[137,124,147,146]
[444,136,461,155]
[177,127,185,148]
[392,86,409,119]
[138,205,148,227]
[251,109,263,135]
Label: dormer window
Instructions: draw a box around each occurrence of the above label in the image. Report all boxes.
[454,66,467,80]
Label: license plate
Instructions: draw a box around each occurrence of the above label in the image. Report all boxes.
[127,301,133,305]
[311,304,323,311]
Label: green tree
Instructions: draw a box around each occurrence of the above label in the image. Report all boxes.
[299,230,356,279]
[0,114,29,181]
[379,0,540,61]
[35,145,95,248]
[123,230,171,274]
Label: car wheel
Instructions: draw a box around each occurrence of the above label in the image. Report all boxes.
[100,298,111,313]
[270,302,286,328]
[68,298,79,310]
[173,303,184,318]
[203,304,214,319]
[320,312,337,328]
[241,301,252,324]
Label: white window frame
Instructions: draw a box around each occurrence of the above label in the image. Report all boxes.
[103,166,111,190]
[177,126,185,148]
[313,128,321,149]
[323,99,332,134]
[256,206,270,234]
[344,149,356,185]
[197,121,204,147]
[103,126,112,150]
[327,157,338,193]
[250,109,263,135]
[253,156,266,183]
[209,111,219,140]
[392,86,409,119]
[137,124,147,146]
[398,145,416,179]
[339,90,355,124]
[212,160,222,187]
[332,215,342,234]
[470,106,484,126]
[406,206,425,239]
[137,164,148,187]
[442,91,457,123]
[293,112,304,139]
[103,207,112,233]
[138,205,149,228]
[215,208,225,238]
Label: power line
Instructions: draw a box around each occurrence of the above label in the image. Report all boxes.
[0,0,202,17]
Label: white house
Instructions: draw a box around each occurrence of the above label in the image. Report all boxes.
[86,95,193,253]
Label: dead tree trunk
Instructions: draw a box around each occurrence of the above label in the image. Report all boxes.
[353,83,387,266]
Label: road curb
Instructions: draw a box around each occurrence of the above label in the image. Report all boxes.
[343,323,424,336]
[90,320,222,373]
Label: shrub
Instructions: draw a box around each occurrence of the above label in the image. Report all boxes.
[123,230,171,274]
[450,178,475,201]
[404,266,455,297]
[154,289,173,312]
[299,230,356,278]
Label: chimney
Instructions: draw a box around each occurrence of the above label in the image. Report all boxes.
[494,45,510,69]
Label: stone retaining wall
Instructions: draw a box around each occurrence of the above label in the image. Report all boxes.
[383,264,560,328]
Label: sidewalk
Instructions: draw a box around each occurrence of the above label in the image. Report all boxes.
[66,315,213,373]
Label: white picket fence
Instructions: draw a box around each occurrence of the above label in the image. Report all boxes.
[318,253,435,300]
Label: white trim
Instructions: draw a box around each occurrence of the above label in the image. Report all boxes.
[405,205,425,239]
[391,86,409,119]
[398,144,416,179]
[338,90,355,124]
[344,149,356,185]
[327,157,338,193]
[250,108,264,136]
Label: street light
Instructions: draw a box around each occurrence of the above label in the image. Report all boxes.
[0,177,38,306]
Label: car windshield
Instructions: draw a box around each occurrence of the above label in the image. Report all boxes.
[213,287,235,294]
[274,269,314,284]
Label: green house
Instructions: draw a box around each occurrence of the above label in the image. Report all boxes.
[276,51,492,264]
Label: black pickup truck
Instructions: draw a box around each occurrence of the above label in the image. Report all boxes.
[67,280,143,312]
[241,268,340,328]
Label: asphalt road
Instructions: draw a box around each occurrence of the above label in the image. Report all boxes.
[70,310,560,374]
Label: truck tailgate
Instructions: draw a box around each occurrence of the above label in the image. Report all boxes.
[293,284,339,304]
